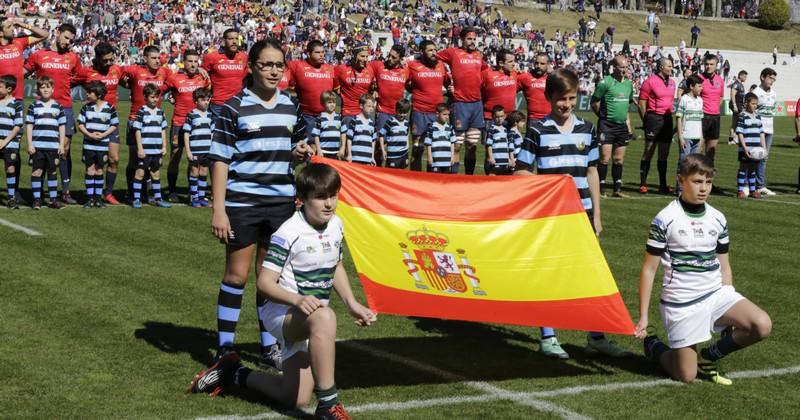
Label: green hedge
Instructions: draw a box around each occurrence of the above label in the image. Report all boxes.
[758,0,790,29]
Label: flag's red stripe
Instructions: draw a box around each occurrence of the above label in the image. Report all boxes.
[360,273,635,335]
[312,156,586,221]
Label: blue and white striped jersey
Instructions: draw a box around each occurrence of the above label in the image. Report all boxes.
[132,105,167,155]
[423,121,456,168]
[311,112,342,155]
[183,108,214,155]
[509,127,524,158]
[79,101,119,153]
[517,116,599,211]
[485,124,514,168]
[25,100,65,151]
[379,116,409,160]
[735,111,764,150]
[344,115,376,164]
[209,88,307,208]
[0,99,23,150]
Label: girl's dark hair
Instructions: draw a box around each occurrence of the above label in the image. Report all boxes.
[296,164,341,199]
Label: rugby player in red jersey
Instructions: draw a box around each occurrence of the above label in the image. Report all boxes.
[371,44,409,134]
[287,40,335,140]
[517,52,552,128]
[436,28,488,174]
[201,28,248,118]
[120,46,172,201]
[0,17,48,204]
[480,49,519,173]
[25,23,81,204]
[407,40,450,171]
[164,50,210,202]
[74,42,124,204]
[334,44,375,161]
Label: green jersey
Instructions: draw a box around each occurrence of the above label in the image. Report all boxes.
[592,75,633,124]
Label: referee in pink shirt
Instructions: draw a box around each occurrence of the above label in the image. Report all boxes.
[699,54,726,195]
[638,58,677,194]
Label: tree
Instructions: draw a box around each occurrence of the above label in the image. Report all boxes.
[758,0,790,28]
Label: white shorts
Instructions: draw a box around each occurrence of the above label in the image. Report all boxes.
[259,301,309,362]
[660,285,744,349]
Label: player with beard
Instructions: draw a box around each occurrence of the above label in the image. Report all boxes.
[334,45,375,161]
[437,28,488,174]
[165,50,210,202]
[24,23,80,204]
[518,53,552,128]
[370,45,409,135]
[74,42,124,204]
[288,40,336,141]
[202,28,249,119]
[407,40,450,171]
[481,49,519,174]
[698,54,726,195]
[0,17,48,205]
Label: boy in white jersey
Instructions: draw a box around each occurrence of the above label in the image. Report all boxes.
[752,68,777,196]
[635,154,772,385]
[674,74,704,194]
[189,163,375,420]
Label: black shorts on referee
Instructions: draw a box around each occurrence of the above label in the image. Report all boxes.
[702,114,721,140]
[644,112,673,143]
[598,119,630,147]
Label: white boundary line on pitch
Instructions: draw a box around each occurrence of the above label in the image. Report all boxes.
[195,341,800,420]
[0,218,42,236]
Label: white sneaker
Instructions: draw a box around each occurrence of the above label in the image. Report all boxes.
[758,187,776,196]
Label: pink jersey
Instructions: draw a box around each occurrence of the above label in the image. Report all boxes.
[436,47,487,102]
[334,63,375,116]
[699,72,724,115]
[517,72,551,120]
[25,49,81,107]
[481,69,518,119]
[639,74,676,115]
[287,60,335,115]
[370,60,409,115]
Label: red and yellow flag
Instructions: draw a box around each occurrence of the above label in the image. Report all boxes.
[313,157,635,335]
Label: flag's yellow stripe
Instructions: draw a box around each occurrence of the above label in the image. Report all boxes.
[338,202,620,302]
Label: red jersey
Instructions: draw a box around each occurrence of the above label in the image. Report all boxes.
[517,72,551,120]
[25,49,81,107]
[334,63,374,116]
[370,60,409,115]
[287,60,335,115]
[0,37,31,99]
[277,71,292,91]
[406,60,450,113]
[435,47,486,102]
[165,71,210,126]
[74,65,123,107]
[200,50,248,105]
[122,65,172,120]
[481,69,518,119]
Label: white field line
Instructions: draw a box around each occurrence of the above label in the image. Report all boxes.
[0,218,42,236]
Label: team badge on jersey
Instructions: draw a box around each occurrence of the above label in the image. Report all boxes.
[398,226,486,296]
[576,140,586,151]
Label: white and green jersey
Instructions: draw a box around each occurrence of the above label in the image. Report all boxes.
[752,86,777,134]
[646,200,730,305]
[263,211,344,303]
[675,94,704,141]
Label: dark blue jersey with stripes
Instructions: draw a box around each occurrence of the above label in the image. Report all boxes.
[209,88,307,208]
[423,121,457,168]
[344,115,376,164]
[517,116,599,210]
[0,99,23,150]
[485,124,514,167]
[379,116,410,160]
[25,100,65,151]
[735,111,764,150]
[183,109,214,155]
[509,127,523,158]
[132,105,167,155]
[78,101,119,153]
[311,112,342,155]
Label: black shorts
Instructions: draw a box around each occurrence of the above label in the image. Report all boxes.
[598,119,630,147]
[225,202,296,248]
[29,150,59,171]
[488,165,513,175]
[2,148,20,166]
[137,155,162,172]
[385,156,408,169]
[109,131,120,145]
[702,114,721,140]
[189,154,209,166]
[644,113,673,143]
[82,149,108,167]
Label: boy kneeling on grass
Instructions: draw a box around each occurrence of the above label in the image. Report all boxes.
[189,163,376,420]
[635,153,772,385]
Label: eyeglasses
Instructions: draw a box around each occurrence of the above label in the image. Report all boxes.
[253,61,286,71]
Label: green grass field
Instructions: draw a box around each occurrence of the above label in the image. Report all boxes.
[2,101,800,419]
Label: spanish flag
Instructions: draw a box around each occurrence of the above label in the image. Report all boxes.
[313,157,635,335]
